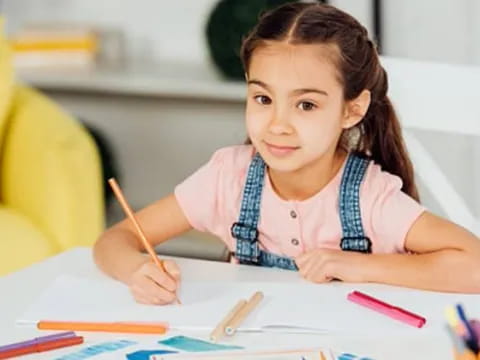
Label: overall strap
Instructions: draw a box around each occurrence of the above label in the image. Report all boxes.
[230,153,265,264]
[339,152,372,253]
[231,153,299,270]
[258,251,298,271]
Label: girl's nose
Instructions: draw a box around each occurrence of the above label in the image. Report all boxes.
[268,110,293,135]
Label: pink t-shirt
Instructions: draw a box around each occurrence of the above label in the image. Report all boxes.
[174,145,425,257]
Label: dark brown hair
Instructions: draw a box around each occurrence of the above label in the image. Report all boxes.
[240,2,419,201]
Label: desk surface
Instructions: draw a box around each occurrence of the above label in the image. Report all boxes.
[0,247,454,360]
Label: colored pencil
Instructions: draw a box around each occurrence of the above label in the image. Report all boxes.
[38,320,168,334]
[0,331,75,352]
[225,291,264,336]
[0,336,83,359]
[108,178,181,304]
[210,299,247,342]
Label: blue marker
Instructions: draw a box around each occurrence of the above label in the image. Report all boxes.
[456,303,479,353]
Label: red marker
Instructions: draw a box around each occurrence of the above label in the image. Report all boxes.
[347,290,426,328]
[0,336,83,359]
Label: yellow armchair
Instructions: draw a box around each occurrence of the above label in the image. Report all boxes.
[0,22,105,275]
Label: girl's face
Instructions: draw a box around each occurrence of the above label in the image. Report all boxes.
[246,42,350,173]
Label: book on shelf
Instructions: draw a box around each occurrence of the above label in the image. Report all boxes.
[9,24,99,69]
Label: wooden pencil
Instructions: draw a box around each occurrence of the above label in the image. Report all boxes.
[209,299,247,342]
[108,178,181,304]
[225,291,264,336]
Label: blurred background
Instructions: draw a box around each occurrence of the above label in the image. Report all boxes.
[0,0,479,274]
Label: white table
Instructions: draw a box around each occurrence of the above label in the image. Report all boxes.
[0,247,455,360]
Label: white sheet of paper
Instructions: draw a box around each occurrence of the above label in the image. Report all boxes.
[18,274,480,335]
[150,348,334,360]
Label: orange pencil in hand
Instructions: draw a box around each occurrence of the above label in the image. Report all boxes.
[108,178,181,304]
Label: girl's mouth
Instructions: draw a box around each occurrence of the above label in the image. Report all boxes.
[264,142,300,157]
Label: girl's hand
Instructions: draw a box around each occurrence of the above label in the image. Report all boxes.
[128,259,181,305]
[295,249,365,283]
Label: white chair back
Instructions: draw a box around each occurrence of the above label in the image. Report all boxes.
[382,57,480,235]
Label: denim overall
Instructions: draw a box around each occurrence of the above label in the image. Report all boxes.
[230,152,372,271]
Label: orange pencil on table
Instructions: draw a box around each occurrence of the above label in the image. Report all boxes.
[108,178,181,304]
[37,320,168,334]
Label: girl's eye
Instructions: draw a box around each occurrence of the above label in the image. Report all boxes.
[254,95,272,105]
[297,101,316,111]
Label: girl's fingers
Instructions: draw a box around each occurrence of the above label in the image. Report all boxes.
[305,262,325,283]
[134,275,176,304]
[301,257,331,283]
[296,249,324,268]
[163,260,181,282]
[143,262,177,292]
[300,256,319,278]
[133,293,156,305]
[295,252,311,268]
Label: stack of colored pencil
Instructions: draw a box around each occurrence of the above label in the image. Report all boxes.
[445,304,480,359]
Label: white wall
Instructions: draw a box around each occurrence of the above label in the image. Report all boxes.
[3,0,217,67]
[471,0,480,64]
[383,0,477,65]
[330,0,373,37]
[3,0,479,66]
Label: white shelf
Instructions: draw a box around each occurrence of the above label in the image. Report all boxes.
[16,62,247,102]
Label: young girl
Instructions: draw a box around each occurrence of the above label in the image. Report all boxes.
[94,2,480,305]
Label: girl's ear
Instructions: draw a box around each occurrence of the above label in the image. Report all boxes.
[342,89,371,129]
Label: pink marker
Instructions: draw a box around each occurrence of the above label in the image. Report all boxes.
[347,290,426,328]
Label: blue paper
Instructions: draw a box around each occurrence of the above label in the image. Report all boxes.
[126,349,178,360]
[158,336,243,352]
[54,340,137,360]
[338,353,374,360]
